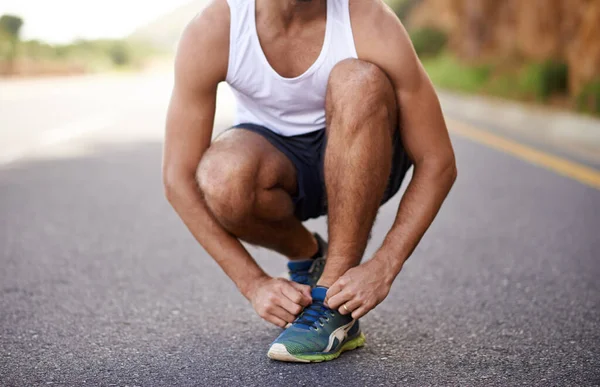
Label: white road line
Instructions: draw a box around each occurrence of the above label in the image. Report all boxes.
[0,114,117,166]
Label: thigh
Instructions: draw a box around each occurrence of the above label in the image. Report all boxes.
[222,125,327,222]
[205,127,298,195]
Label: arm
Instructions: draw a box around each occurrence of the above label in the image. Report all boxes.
[327,2,457,318]
[362,4,457,278]
[163,1,310,327]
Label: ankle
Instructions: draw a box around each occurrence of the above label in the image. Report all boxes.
[287,233,319,261]
[316,276,336,288]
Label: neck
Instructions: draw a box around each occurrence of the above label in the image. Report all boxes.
[258,0,326,27]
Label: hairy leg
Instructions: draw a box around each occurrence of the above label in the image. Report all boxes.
[318,59,398,286]
[197,129,317,259]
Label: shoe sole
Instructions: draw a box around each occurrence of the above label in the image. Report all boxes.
[267,332,366,363]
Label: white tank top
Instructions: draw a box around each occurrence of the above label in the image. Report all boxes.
[225,0,358,137]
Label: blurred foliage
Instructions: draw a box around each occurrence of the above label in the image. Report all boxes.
[109,42,131,66]
[0,14,23,64]
[422,55,574,104]
[410,27,447,58]
[385,1,598,116]
[385,0,422,21]
[8,38,159,70]
[0,14,23,39]
[483,62,567,102]
[0,13,163,76]
[421,54,491,93]
[576,81,600,115]
[519,60,568,102]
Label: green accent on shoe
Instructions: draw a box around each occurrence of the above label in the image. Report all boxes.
[267,332,366,363]
[294,332,366,362]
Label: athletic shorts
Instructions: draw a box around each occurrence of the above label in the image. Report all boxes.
[229,123,413,221]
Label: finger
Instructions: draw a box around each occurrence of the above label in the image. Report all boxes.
[287,282,312,306]
[351,306,371,320]
[271,305,297,324]
[338,298,362,316]
[327,289,353,310]
[281,282,305,305]
[326,281,344,303]
[278,291,304,316]
[265,315,288,328]
[301,286,313,302]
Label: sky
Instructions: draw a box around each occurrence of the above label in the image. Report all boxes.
[0,0,193,43]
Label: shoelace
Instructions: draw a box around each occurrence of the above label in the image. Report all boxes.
[294,299,334,330]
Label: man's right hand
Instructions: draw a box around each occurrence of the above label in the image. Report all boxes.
[246,277,312,327]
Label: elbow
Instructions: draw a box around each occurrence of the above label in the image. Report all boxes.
[162,166,189,206]
[443,154,458,189]
[163,169,178,205]
[416,152,457,187]
[163,161,202,208]
[448,156,458,186]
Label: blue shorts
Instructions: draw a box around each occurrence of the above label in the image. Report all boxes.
[229,123,413,221]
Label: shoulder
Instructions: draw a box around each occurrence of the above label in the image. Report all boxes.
[175,0,231,87]
[349,0,413,58]
[348,0,396,24]
[178,0,230,63]
[348,0,422,90]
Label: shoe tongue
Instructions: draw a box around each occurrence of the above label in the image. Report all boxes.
[311,286,328,302]
[287,260,313,272]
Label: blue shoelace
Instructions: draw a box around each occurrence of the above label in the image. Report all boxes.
[294,299,334,330]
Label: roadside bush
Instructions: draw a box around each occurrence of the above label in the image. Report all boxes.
[0,33,11,59]
[576,81,600,115]
[410,27,447,58]
[519,60,568,102]
[421,54,491,93]
[22,40,57,59]
[108,41,131,66]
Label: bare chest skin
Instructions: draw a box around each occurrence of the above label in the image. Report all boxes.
[255,3,327,79]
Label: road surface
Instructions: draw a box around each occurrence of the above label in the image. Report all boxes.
[1,72,599,386]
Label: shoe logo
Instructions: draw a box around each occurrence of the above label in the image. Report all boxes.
[324,320,355,353]
[331,337,340,350]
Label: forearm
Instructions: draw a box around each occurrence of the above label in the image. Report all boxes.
[376,159,457,278]
[165,176,268,297]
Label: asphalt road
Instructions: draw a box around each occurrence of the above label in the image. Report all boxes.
[1,73,599,386]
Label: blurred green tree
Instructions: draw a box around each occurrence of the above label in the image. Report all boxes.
[577,80,600,115]
[0,14,23,39]
[520,60,569,102]
[0,14,24,73]
[108,41,131,66]
[410,27,448,58]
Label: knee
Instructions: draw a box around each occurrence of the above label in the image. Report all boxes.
[326,59,396,126]
[196,151,256,227]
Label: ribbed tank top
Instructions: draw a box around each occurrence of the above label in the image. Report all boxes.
[225,0,358,136]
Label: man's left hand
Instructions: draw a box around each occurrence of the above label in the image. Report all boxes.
[325,257,397,319]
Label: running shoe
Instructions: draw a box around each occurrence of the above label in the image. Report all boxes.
[267,286,366,363]
[287,233,327,288]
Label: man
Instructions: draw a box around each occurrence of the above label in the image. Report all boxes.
[163,0,456,363]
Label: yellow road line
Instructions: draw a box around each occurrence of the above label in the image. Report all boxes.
[447,118,600,190]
